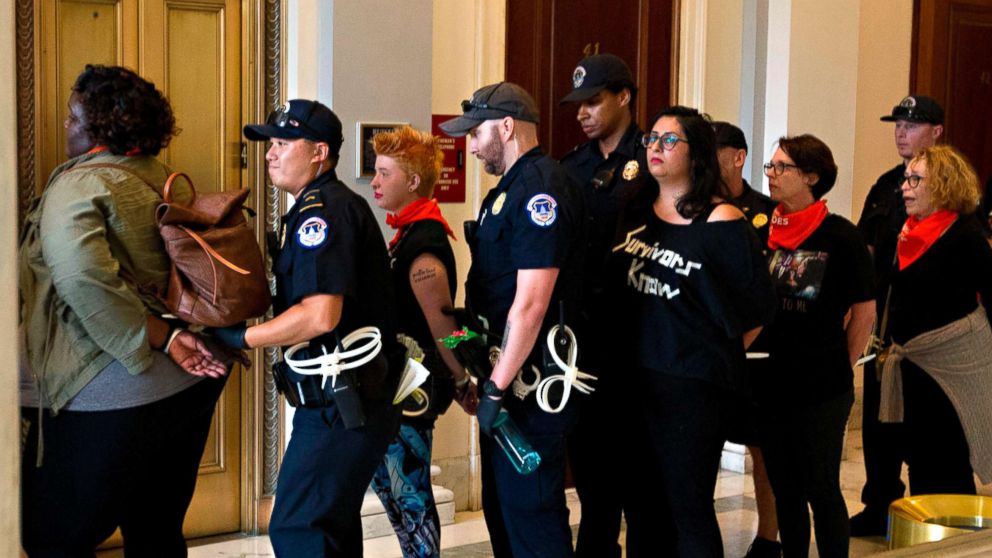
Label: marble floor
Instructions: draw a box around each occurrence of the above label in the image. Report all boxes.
[179,432,894,558]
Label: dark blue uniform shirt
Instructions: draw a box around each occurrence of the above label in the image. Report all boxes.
[466,147,584,346]
[730,179,776,247]
[272,169,397,391]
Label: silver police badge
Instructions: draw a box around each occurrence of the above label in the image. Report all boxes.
[899,96,916,108]
[572,65,587,89]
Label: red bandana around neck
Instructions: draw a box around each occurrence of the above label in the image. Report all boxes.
[386,198,456,249]
[897,210,957,270]
[767,199,829,250]
[85,146,142,157]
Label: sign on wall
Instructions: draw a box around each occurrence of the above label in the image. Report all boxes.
[431,114,466,203]
[357,122,407,179]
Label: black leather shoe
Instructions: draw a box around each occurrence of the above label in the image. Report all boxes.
[850,508,889,537]
[743,536,781,558]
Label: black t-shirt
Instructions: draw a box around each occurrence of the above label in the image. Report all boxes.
[609,197,776,391]
[889,216,992,344]
[390,219,458,425]
[752,214,874,405]
[466,147,585,345]
[272,170,398,392]
[730,180,776,247]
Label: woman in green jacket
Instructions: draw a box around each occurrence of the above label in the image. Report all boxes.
[19,64,236,556]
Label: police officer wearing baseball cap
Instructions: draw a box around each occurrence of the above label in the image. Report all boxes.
[216,99,402,556]
[440,82,586,557]
[712,122,775,245]
[558,53,644,558]
[851,95,944,537]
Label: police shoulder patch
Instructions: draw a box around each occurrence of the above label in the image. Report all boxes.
[297,216,328,248]
[526,193,558,227]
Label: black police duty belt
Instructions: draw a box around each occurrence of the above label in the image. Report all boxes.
[478,314,597,414]
[273,327,382,429]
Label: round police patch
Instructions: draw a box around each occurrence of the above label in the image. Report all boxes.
[572,66,587,89]
[297,216,328,248]
[526,193,558,227]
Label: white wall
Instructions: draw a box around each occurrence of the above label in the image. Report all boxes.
[851,0,913,222]
[430,0,506,512]
[1,0,21,552]
[698,0,913,218]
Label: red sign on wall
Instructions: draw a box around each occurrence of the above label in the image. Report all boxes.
[431,114,466,203]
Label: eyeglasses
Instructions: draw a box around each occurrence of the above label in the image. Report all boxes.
[268,103,321,138]
[641,132,689,150]
[902,174,926,189]
[762,162,800,176]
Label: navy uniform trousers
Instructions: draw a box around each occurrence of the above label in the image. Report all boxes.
[269,398,400,557]
[481,395,577,558]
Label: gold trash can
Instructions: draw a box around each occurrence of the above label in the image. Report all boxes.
[888,494,992,549]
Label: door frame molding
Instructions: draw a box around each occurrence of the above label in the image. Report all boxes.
[14,0,286,536]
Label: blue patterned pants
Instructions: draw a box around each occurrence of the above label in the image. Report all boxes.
[371,423,441,558]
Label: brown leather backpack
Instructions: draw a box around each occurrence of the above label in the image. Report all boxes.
[155,172,271,327]
[75,163,271,327]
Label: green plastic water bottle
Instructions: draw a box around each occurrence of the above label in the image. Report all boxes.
[492,410,542,475]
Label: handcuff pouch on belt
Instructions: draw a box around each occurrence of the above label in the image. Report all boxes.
[273,326,384,430]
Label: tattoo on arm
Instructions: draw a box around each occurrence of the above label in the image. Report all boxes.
[411,267,438,284]
[499,321,511,353]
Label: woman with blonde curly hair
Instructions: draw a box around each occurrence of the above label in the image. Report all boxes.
[369,125,477,557]
[880,144,992,496]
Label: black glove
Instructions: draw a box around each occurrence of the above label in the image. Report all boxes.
[211,323,248,349]
[477,394,503,437]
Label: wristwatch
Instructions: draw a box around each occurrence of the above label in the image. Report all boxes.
[482,379,504,398]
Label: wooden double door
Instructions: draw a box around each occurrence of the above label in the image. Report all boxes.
[34,0,244,543]
[506,0,677,160]
[913,0,992,183]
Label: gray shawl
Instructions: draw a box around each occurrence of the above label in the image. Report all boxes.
[879,306,992,484]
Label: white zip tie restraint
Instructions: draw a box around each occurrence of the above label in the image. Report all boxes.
[535,325,597,413]
[283,326,383,390]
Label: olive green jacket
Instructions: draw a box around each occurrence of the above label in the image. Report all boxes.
[19,152,172,412]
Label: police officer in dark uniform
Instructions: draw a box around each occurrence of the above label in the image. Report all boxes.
[851,95,944,537]
[712,121,781,558]
[439,82,585,558]
[713,122,775,245]
[216,99,401,556]
[557,53,644,558]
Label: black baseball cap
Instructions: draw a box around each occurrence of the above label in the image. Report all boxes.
[712,121,748,152]
[439,82,540,137]
[559,53,636,104]
[244,99,344,155]
[880,95,944,125]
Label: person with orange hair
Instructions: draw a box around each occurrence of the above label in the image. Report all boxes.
[369,125,477,558]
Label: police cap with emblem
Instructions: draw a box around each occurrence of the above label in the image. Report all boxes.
[560,53,636,104]
[244,99,345,156]
[880,95,944,125]
[439,82,540,137]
